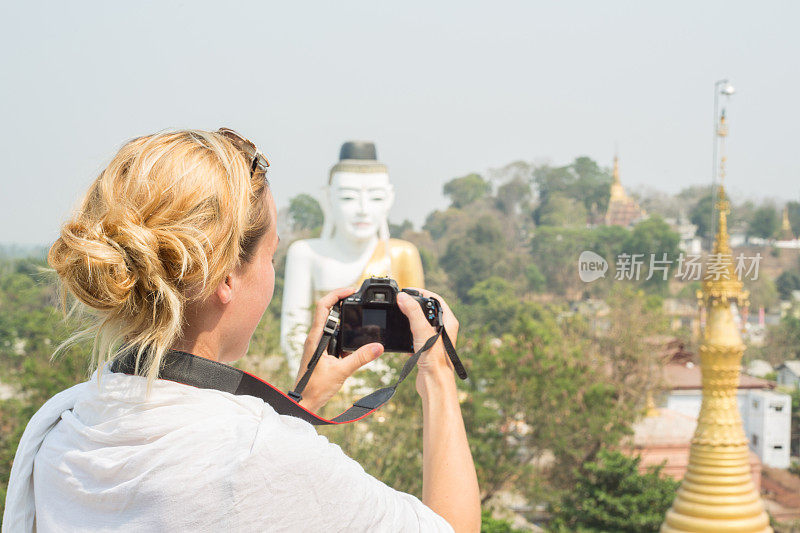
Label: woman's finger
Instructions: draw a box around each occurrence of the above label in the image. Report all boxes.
[397,292,437,350]
[403,287,459,341]
[318,286,358,310]
[311,286,357,329]
[299,287,358,380]
[339,343,384,376]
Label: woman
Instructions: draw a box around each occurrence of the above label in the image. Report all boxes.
[2,129,480,532]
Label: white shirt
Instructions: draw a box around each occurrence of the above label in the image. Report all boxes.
[2,370,453,532]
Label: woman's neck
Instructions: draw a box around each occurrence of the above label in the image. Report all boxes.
[172,305,245,363]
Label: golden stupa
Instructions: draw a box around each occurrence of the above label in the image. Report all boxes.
[604,155,646,227]
[661,114,771,533]
[779,205,795,241]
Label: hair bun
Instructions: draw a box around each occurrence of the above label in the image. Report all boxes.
[50,221,139,312]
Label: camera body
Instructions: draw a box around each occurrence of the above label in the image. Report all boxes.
[331,277,442,357]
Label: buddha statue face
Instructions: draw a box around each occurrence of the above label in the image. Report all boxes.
[328,171,395,242]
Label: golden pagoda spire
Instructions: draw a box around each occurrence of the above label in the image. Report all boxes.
[780,206,795,240]
[609,153,626,201]
[661,124,769,533]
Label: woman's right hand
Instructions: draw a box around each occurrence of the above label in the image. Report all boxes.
[294,287,385,413]
[396,288,459,392]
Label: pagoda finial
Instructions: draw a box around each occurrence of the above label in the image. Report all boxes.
[609,154,626,202]
[712,186,731,257]
[780,205,795,240]
[700,184,743,305]
[717,109,728,138]
[717,110,729,185]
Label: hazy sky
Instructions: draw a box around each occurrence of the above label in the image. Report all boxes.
[1,1,798,245]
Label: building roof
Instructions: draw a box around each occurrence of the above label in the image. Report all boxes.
[777,360,800,377]
[631,408,697,447]
[746,359,774,378]
[664,362,775,391]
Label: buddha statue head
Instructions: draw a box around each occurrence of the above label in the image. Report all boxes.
[321,141,395,243]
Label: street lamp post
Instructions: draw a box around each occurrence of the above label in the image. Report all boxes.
[710,79,735,246]
[662,79,772,533]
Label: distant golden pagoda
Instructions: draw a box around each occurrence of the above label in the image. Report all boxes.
[661,111,771,533]
[779,205,795,241]
[604,155,646,227]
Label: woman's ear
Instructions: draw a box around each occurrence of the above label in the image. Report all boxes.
[215,273,234,305]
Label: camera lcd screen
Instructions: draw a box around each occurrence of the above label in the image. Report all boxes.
[340,304,414,353]
[363,308,387,329]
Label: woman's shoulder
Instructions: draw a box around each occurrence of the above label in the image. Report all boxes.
[61,372,321,464]
[39,371,328,461]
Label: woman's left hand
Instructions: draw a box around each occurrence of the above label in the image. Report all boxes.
[293,287,384,413]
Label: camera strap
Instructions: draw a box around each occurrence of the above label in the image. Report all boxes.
[110,321,466,426]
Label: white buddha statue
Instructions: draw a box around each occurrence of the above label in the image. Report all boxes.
[281,141,425,377]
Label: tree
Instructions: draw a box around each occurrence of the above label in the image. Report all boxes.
[762,315,800,364]
[440,215,507,299]
[461,307,636,505]
[287,193,323,233]
[622,216,681,292]
[537,193,587,228]
[524,263,546,292]
[480,509,526,533]
[746,275,779,312]
[388,219,413,238]
[533,157,611,221]
[572,156,613,214]
[748,205,779,239]
[423,207,473,241]
[529,227,594,297]
[594,287,669,431]
[0,258,90,515]
[787,201,800,237]
[463,277,522,337]
[689,193,714,240]
[549,449,679,533]
[495,177,532,214]
[776,270,800,301]
[443,173,492,209]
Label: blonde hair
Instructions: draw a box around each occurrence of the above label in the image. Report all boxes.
[49,129,270,383]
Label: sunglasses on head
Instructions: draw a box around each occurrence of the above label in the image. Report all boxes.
[216,127,270,177]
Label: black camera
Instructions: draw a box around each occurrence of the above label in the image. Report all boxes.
[331,277,442,357]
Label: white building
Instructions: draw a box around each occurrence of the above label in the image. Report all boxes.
[776,361,800,389]
[739,390,792,469]
[664,361,792,469]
